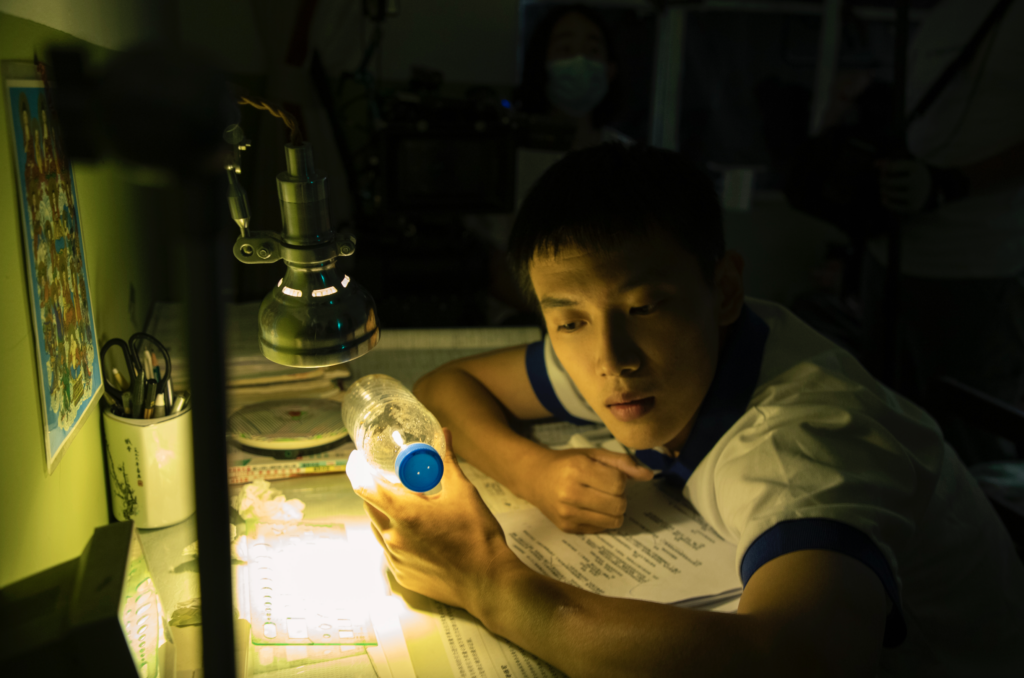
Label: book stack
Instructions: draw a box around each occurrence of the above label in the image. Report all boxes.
[227,441,353,485]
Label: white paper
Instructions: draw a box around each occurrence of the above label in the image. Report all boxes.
[430,600,566,678]
[460,462,536,515]
[496,482,741,605]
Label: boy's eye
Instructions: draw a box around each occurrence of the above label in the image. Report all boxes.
[557,321,581,332]
[630,303,657,316]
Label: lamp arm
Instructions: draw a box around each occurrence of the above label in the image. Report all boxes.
[233,231,356,265]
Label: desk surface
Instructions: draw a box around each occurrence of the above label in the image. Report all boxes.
[139,420,602,678]
[139,325,553,677]
[137,328,736,676]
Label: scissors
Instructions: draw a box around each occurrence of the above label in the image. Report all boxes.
[100,332,173,418]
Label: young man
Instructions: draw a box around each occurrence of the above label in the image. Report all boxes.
[350,144,1024,677]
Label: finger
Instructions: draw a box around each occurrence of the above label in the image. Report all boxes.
[347,447,383,498]
[575,460,628,495]
[571,485,629,518]
[437,427,470,484]
[348,447,407,514]
[370,523,402,574]
[363,500,392,532]
[369,520,388,552]
[586,448,656,481]
[557,505,626,532]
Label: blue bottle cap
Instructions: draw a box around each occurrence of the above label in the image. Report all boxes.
[395,443,443,492]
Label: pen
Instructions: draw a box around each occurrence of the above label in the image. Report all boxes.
[122,392,132,417]
[111,367,129,391]
[142,380,157,419]
[164,374,174,411]
[171,391,190,414]
[154,393,166,418]
[143,350,154,381]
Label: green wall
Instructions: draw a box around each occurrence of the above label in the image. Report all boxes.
[0,13,166,587]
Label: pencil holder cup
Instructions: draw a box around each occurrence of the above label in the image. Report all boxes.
[101,404,196,529]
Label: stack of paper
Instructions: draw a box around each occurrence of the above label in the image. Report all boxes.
[494,482,741,607]
[145,301,350,410]
[462,431,743,609]
[432,440,743,677]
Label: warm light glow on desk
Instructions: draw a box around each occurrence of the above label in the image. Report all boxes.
[245,522,388,648]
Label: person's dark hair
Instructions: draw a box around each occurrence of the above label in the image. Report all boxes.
[516,4,622,128]
[508,143,724,305]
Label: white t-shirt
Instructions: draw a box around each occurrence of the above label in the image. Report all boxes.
[526,298,1024,676]
[869,0,1024,278]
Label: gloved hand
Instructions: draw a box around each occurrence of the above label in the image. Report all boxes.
[878,159,970,214]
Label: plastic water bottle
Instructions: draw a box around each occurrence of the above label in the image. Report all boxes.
[341,374,444,492]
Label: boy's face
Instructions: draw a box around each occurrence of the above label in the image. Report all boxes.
[530,230,743,451]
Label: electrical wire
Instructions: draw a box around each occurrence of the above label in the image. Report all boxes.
[237,95,304,145]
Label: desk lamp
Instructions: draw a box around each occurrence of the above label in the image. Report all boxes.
[224,105,379,367]
[48,48,381,678]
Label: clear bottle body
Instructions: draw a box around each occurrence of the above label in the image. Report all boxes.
[341,374,445,487]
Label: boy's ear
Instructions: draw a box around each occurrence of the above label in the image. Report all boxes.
[714,251,745,327]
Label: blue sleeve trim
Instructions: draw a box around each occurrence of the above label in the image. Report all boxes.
[633,449,694,486]
[525,341,593,426]
[740,518,907,648]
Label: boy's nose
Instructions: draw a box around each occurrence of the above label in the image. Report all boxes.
[596,318,641,377]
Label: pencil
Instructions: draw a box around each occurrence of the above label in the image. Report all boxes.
[111,367,129,391]
[142,350,154,381]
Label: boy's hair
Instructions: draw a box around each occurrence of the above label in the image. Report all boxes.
[508,143,725,306]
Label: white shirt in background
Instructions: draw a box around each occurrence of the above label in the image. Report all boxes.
[870,0,1024,278]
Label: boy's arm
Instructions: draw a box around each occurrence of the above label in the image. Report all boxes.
[351,437,888,678]
[476,545,886,678]
[414,346,652,532]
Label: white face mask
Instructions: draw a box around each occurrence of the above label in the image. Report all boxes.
[545,55,608,118]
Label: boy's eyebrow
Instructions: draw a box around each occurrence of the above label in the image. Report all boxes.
[538,273,670,310]
[618,271,668,293]
[539,296,578,310]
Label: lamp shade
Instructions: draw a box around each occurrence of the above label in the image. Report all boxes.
[258,261,379,367]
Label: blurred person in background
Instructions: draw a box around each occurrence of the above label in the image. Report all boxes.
[866,0,1024,466]
[516,2,631,149]
[468,3,632,324]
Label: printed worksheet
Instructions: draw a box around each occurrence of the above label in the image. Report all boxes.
[430,600,566,678]
[460,462,536,515]
[496,482,741,605]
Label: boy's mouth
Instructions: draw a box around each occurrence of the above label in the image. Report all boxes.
[607,396,655,422]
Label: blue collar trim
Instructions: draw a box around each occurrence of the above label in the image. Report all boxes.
[635,305,769,485]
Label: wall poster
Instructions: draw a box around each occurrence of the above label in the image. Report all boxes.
[4,61,102,473]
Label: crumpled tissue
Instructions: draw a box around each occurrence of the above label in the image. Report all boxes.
[230,478,305,522]
[178,480,305,562]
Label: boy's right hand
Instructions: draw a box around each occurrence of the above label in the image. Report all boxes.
[528,448,655,533]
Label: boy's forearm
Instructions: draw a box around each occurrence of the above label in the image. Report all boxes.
[469,554,765,678]
[414,367,553,502]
